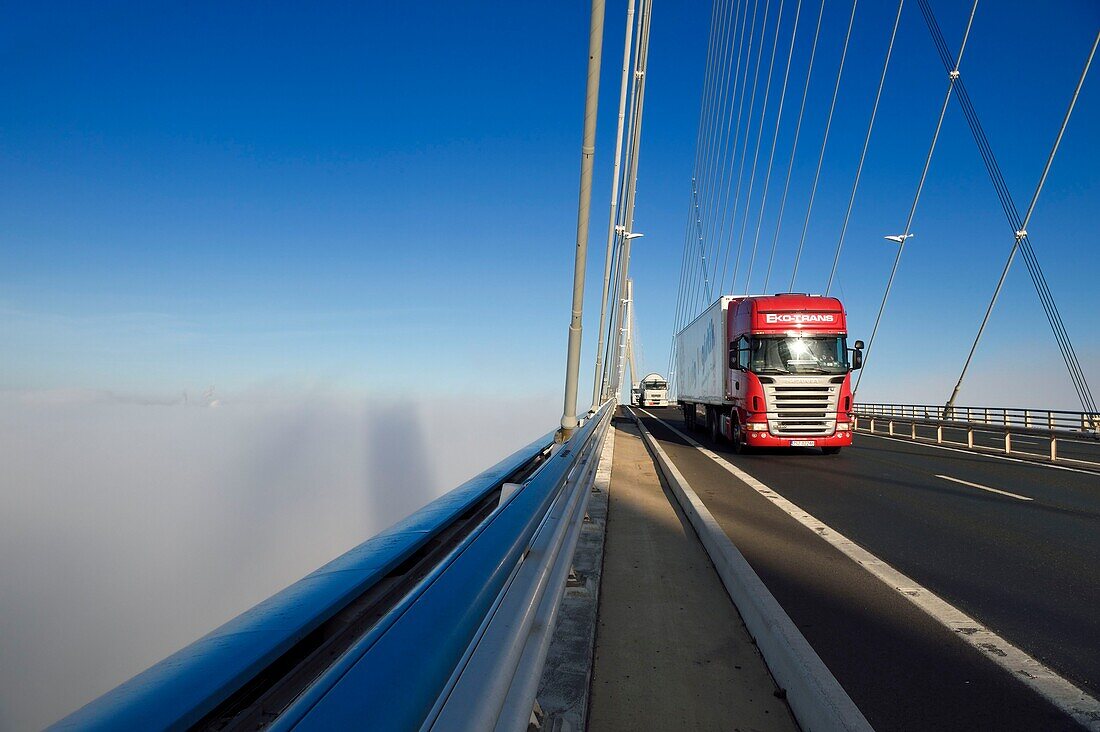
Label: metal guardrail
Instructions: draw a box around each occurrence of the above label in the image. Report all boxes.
[53,403,613,731]
[853,402,1100,468]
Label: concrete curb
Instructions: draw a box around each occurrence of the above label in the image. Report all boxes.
[629,408,872,732]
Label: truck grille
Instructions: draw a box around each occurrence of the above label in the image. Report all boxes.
[762,378,839,436]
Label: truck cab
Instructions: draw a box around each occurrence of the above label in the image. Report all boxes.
[638,373,670,407]
[724,295,860,454]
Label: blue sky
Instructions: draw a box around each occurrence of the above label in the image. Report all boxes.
[1,1,1097,408]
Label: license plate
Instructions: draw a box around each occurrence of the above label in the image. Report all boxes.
[790,440,816,447]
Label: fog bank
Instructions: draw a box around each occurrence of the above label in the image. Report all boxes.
[0,390,558,729]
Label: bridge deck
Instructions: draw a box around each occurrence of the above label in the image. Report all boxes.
[587,414,796,731]
[632,406,1094,731]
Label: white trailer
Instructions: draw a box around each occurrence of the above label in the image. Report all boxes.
[674,296,735,407]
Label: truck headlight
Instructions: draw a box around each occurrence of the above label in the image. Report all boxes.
[748,423,768,431]
[836,422,850,431]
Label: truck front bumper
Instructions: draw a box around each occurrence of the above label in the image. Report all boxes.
[745,430,853,448]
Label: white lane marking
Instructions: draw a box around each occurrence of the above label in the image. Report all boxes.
[935,474,1033,502]
[856,429,1100,476]
[637,408,1100,730]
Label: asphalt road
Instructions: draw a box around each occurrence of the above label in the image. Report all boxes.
[635,406,1100,731]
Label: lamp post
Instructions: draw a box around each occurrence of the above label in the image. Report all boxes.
[853,233,915,396]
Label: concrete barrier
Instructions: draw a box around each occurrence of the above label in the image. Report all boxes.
[629,409,872,732]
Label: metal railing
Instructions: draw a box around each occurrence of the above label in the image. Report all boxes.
[853,402,1100,468]
[53,402,614,731]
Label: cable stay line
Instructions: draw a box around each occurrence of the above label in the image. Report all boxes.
[761,0,825,294]
[855,0,979,396]
[727,0,786,294]
[915,0,1097,413]
[945,27,1099,414]
[697,0,745,306]
[704,0,756,303]
[824,0,905,296]
[916,2,1095,412]
[671,0,728,388]
[787,0,857,292]
[742,0,802,294]
[679,0,734,332]
[704,0,759,309]
[716,0,771,297]
[691,0,761,318]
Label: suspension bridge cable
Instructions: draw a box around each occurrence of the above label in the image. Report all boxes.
[692,0,760,315]
[920,1,1094,411]
[681,0,736,330]
[697,0,744,305]
[916,0,1096,413]
[854,0,979,396]
[760,0,825,293]
[946,28,1099,413]
[824,0,904,296]
[741,0,800,293]
[716,0,771,294]
[729,0,786,293]
[672,0,726,341]
[691,0,755,315]
[787,0,857,291]
[703,0,754,302]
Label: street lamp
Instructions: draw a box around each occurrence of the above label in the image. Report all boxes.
[854,232,917,397]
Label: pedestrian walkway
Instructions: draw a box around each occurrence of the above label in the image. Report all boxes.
[587,416,797,731]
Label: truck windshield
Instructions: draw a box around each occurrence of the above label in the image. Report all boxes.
[750,336,848,375]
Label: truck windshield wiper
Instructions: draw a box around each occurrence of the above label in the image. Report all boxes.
[753,368,789,374]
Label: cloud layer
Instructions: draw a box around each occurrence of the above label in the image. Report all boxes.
[0,389,558,729]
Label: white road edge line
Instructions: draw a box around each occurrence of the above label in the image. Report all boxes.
[855,429,1100,476]
[626,409,873,732]
[637,408,1100,731]
[936,474,1033,501]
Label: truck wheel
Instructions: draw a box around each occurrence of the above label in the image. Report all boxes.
[822,447,842,455]
[709,408,721,443]
[731,419,745,454]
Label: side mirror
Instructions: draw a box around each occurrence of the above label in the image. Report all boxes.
[853,339,865,350]
[851,348,863,370]
[729,345,738,370]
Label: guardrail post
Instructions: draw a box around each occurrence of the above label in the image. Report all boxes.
[911,422,916,440]
[1024,409,1031,429]
[936,424,943,444]
[888,420,894,436]
[967,429,974,449]
[870,418,875,433]
[1050,437,1058,462]
[1004,431,1011,455]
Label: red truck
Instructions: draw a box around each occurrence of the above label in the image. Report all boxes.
[673,294,863,454]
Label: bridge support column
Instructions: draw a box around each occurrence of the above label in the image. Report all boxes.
[558,0,607,440]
